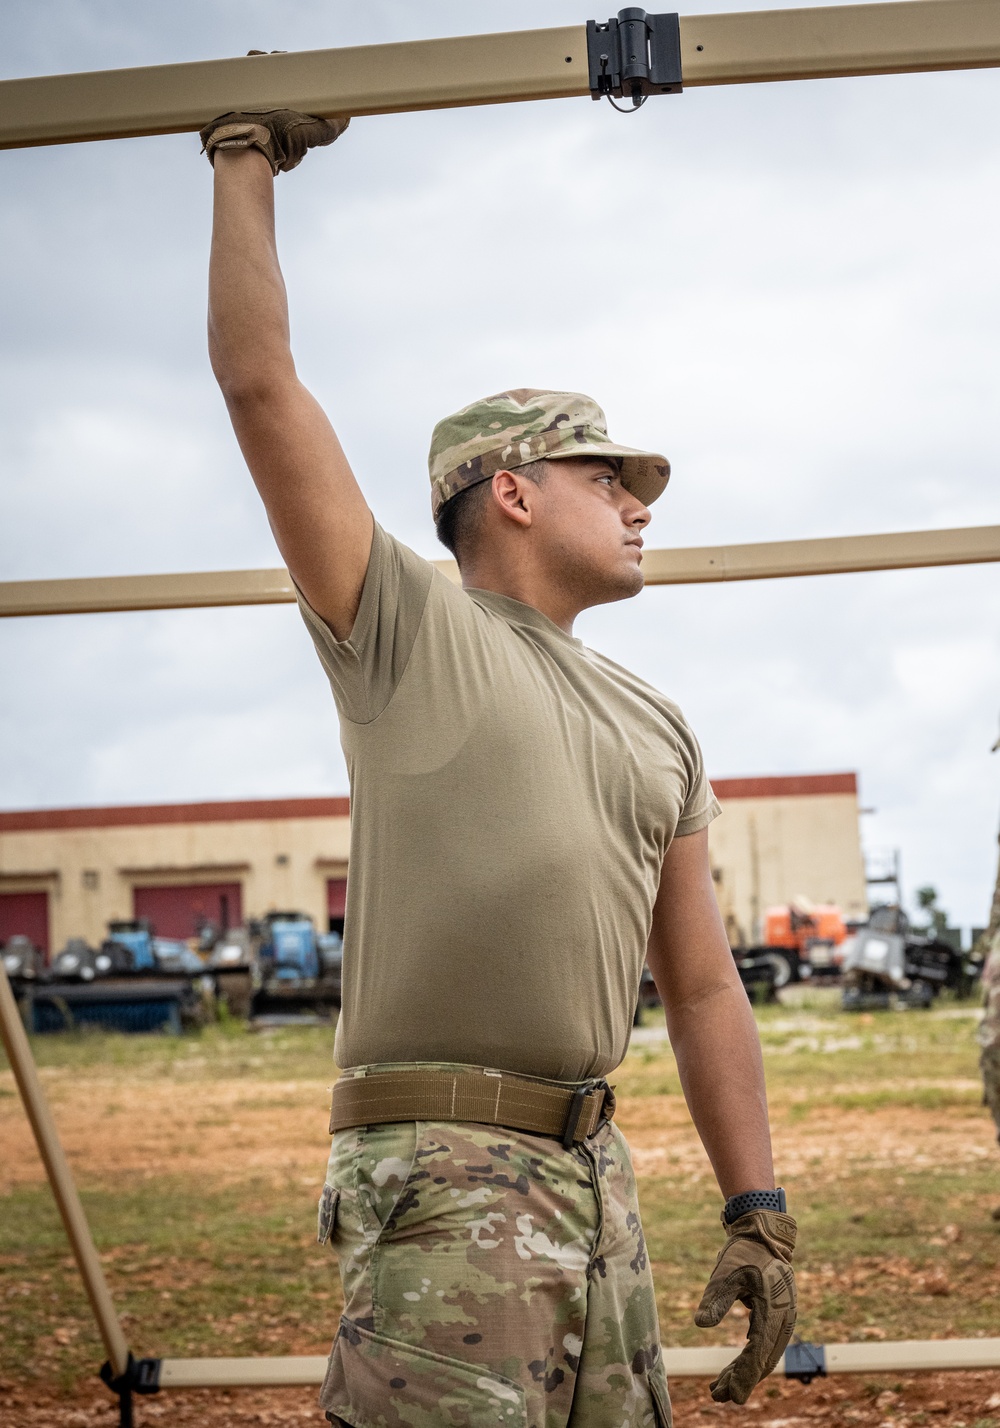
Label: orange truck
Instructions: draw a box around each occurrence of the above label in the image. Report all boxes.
[758,901,850,986]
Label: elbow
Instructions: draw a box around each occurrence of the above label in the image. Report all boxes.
[213,367,269,412]
[208,326,294,410]
[663,973,745,1028]
[210,356,296,415]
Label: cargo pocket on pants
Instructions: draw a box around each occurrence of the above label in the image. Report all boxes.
[317,1184,340,1246]
[320,1316,527,1428]
[650,1372,673,1428]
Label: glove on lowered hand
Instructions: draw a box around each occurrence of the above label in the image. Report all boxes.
[200,108,349,175]
[694,1208,797,1405]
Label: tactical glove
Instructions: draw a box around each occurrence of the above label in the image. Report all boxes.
[200,107,349,175]
[694,1208,797,1404]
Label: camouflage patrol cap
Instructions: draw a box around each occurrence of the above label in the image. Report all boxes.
[428,388,670,521]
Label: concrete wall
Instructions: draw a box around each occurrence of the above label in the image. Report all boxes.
[1,774,867,953]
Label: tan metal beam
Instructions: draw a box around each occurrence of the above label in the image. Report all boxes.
[158,1337,1000,1388]
[0,566,301,618]
[0,26,587,150]
[680,0,1000,87]
[639,522,1000,584]
[1,525,996,618]
[2,2,1000,151]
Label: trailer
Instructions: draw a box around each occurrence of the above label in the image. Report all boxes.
[841,906,980,1010]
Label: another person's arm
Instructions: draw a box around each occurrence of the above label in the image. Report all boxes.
[208,146,371,639]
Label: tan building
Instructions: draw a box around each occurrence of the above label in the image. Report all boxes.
[0,773,867,956]
[708,773,869,947]
[0,797,350,953]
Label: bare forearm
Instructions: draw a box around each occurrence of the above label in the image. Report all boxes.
[208,148,293,393]
[648,828,776,1200]
[665,982,774,1198]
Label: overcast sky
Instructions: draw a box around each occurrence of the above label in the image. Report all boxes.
[1,1,998,931]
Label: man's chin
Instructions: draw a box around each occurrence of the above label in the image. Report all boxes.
[583,564,645,608]
[617,565,645,600]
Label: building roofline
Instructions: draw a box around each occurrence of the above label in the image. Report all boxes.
[0,773,857,832]
[0,796,351,833]
[711,772,857,799]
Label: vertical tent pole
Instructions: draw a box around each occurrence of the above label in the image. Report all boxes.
[0,964,131,1379]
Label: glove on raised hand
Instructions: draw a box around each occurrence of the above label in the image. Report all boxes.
[694,1208,797,1404]
[200,108,349,175]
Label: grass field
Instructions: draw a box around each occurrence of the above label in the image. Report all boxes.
[2,990,999,1426]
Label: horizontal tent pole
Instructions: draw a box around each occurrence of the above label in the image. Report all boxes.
[0,964,131,1378]
[0,566,301,618]
[2,1,1000,150]
[161,1357,328,1388]
[1,525,997,618]
[158,1337,1000,1388]
[639,523,1000,584]
[680,0,1000,86]
[823,1338,1000,1373]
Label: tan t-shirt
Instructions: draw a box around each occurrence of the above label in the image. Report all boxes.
[298,523,720,1081]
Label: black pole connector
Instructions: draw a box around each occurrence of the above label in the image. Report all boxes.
[100,1355,162,1428]
[587,9,682,108]
[784,1340,827,1384]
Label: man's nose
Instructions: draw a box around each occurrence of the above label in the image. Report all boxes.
[624,496,651,529]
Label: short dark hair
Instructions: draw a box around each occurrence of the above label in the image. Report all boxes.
[435,461,549,565]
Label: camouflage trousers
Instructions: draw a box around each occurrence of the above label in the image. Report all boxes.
[317,1064,671,1428]
[982,1043,1000,1141]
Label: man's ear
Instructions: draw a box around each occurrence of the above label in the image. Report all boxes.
[491,469,534,528]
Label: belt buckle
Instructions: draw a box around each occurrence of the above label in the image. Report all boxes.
[561,1079,610,1150]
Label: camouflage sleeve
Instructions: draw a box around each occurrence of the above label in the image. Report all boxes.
[296,522,435,724]
[979,942,1000,1050]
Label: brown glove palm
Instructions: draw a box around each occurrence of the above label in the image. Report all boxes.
[200,108,349,175]
[694,1209,797,1404]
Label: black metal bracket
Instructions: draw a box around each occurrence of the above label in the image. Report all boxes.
[100,1355,162,1428]
[587,8,682,109]
[784,1340,827,1384]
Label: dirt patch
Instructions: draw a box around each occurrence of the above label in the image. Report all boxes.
[3,1045,1000,1426]
[0,1074,333,1190]
[3,1075,995,1193]
[617,1095,996,1182]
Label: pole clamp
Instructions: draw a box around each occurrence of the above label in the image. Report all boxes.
[100,1353,162,1395]
[587,9,682,109]
[784,1341,827,1384]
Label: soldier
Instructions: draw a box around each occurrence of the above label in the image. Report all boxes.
[978,929,1000,1218]
[201,109,796,1428]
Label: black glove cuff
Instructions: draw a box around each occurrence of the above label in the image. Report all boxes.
[723,1187,786,1224]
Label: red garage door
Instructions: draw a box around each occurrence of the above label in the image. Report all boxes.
[327,878,347,934]
[0,891,50,956]
[133,883,242,939]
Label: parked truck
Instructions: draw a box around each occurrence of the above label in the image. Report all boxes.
[746,900,851,988]
[210,911,343,1020]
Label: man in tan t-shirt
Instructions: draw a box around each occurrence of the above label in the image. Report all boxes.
[202,109,796,1428]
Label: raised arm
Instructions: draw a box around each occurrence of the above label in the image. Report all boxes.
[207,127,371,640]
